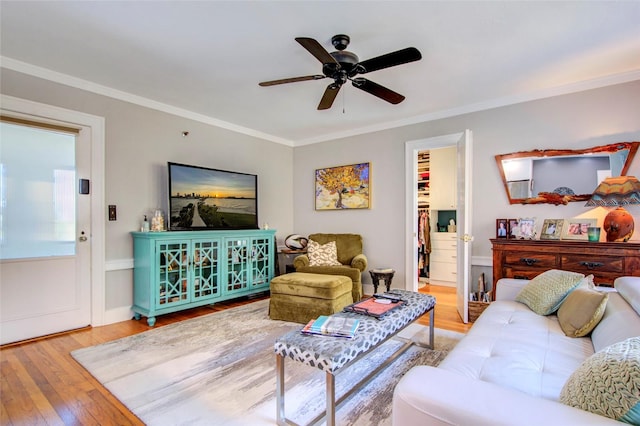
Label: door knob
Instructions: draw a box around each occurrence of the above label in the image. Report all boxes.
[79,231,88,242]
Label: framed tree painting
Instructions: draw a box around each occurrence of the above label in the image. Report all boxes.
[315,162,370,210]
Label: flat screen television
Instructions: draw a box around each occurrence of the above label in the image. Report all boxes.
[167,162,258,231]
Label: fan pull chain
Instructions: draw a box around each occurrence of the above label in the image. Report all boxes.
[342,87,346,114]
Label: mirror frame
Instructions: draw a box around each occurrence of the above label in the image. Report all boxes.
[495,142,640,205]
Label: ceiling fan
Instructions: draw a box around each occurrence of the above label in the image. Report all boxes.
[259,34,422,110]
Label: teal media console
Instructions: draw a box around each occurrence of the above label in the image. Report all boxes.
[131,229,276,326]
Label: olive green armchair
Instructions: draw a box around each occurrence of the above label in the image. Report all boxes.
[293,233,367,301]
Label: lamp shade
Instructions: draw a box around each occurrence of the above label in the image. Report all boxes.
[585,176,640,207]
[585,176,640,242]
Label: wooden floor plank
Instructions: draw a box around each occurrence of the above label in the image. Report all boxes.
[0,286,468,424]
[1,351,56,426]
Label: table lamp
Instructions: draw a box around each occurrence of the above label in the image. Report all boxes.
[585,176,640,242]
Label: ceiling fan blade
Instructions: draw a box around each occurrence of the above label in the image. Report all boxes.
[357,47,422,74]
[259,75,325,86]
[295,37,339,65]
[318,83,341,110]
[352,78,405,104]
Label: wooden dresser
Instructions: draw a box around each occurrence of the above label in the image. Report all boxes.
[490,239,640,298]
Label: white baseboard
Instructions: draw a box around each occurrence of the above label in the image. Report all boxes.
[472,256,492,267]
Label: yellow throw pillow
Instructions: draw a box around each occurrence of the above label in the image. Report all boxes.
[557,287,608,337]
[307,240,342,266]
[515,269,585,315]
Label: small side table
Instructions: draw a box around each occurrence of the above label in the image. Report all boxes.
[278,249,307,275]
[369,269,395,293]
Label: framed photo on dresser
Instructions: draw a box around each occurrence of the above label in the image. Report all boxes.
[562,218,597,241]
[516,217,537,240]
[508,218,519,239]
[540,219,564,240]
[496,219,508,239]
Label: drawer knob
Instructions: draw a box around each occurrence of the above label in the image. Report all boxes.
[579,261,604,270]
[520,258,539,266]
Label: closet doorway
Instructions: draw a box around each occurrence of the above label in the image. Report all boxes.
[405,130,473,323]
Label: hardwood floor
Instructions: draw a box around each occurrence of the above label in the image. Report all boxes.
[1,285,471,425]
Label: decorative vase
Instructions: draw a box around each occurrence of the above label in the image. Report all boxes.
[603,207,634,242]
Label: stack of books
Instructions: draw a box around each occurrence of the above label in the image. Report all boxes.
[301,315,360,338]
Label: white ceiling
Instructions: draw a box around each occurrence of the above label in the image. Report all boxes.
[1,1,640,146]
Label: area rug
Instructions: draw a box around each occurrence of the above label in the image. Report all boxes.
[72,299,464,426]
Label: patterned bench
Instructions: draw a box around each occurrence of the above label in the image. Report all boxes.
[274,290,436,426]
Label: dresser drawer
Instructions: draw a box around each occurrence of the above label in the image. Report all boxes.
[430,249,457,263]
[503,252,558,269]
[561,255,623,274]
[503,268,542,281]
[430,260,457,282]
[431,233,457,250]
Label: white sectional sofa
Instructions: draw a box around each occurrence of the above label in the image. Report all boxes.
[393,276,640,425]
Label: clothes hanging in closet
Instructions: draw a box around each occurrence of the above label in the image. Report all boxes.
[418,210,431,276]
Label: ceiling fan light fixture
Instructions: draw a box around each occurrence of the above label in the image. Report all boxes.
[331,34,350,51]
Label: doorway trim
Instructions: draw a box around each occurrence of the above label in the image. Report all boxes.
[405,132,464,292]
[1,94,106,326]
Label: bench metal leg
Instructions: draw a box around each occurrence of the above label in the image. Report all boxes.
[276,354,285,426]
[429,307,435,349]
[326,372,335,426]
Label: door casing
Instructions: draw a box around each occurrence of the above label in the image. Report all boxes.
[405,130,473,322]
[1,94,106,328]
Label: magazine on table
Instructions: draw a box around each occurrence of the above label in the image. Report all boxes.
[301,315,360,338]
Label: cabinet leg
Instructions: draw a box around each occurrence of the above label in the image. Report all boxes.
[147,316,156,327]
[133,313,141,320]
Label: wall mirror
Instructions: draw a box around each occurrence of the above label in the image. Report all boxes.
[495,142,639,205]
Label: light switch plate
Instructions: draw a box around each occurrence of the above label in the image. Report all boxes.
[108,205,117,221]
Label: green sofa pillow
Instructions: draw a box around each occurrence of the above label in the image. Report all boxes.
[515,269,585,315]
[560,337,640,424]
[557,287,608,337]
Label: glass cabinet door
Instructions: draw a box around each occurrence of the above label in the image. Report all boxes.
[192,239,221,300]
[250,236,271,288]
[157,241,190,307]
[226,238,249,293]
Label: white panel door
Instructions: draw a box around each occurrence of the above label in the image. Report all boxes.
[0,119,91,344]
[456,130,473,323]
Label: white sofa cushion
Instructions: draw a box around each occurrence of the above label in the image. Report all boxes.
[592,290,640,352]
[393,366,622,426]
[617,276,640,316]
[438,300,594,400]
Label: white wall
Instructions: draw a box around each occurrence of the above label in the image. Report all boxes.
[1,69,295,319]
[3,67,639,318]
[293,80,640,290]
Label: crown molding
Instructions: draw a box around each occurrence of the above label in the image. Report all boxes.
[296,69,640,146]
[0,56,295,146]
[3,56,639,147]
